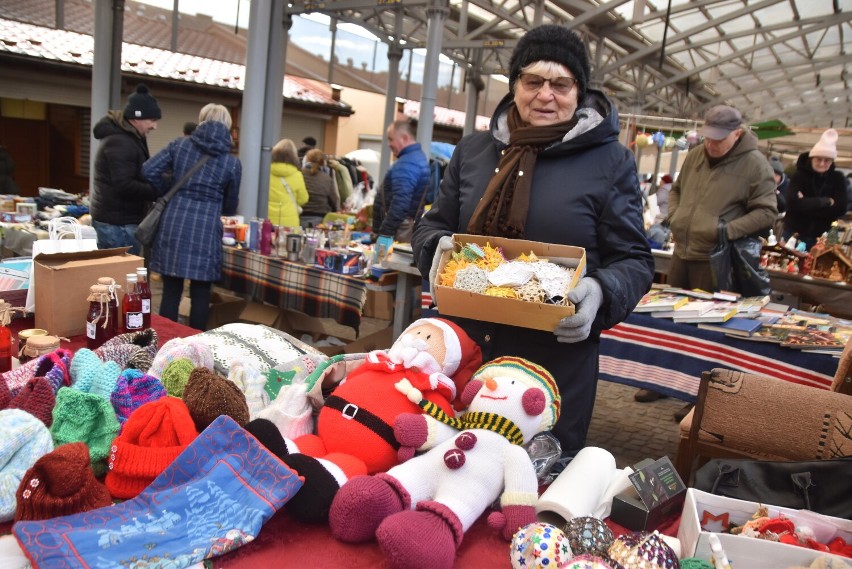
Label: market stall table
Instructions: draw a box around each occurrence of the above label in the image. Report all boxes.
[599,312,837,401]
[220,247,367,332]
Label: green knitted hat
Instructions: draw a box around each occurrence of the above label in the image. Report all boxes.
[50,387,121,473]
[161,358,196,398]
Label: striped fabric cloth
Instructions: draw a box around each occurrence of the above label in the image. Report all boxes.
[600,312,837,402]
[220,247,367,332]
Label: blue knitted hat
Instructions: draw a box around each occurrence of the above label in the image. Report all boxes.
[111,369,167,425]
[0,409,54,522]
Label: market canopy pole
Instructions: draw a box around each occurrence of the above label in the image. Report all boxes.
[415,0,449,152]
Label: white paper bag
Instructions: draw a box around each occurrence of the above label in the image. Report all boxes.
[25,217,98,312]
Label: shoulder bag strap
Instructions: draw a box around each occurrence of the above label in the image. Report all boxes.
[161,154,211,203]
[279,177,299,210]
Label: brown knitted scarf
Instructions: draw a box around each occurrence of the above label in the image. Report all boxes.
[467,104,579,238]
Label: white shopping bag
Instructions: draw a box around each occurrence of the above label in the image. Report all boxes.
[25,217,98,312]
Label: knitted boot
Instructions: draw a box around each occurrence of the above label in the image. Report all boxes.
[282,452,365,524]
[376,500,464,569]
[329,473,410,543]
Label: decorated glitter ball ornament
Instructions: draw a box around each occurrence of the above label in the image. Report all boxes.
[510,522,573,569]
[563,516,614,558]
[564,554,622,569]
[607,531,680,569]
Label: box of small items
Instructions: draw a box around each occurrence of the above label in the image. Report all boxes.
[432,234,585,331]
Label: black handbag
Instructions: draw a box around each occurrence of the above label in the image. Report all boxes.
[135,155,210,247]
[693,457,852,520]
[709,223,771,296]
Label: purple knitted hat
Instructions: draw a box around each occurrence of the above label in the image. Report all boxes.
[111,369,167,425]
[2,349,73,397]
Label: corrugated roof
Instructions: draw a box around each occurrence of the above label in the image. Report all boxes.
[403,100,489,132]
[0,18,350,111]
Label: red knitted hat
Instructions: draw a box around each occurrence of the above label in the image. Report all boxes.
[7,377,56,427]
[105,396,199,499]
[14,442,112,522]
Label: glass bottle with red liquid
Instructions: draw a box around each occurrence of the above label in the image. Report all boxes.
[86,284,113,350]
[136,267,152,329]
[0,299,13,373]
[122,273,144,333]
[97,277,120,341]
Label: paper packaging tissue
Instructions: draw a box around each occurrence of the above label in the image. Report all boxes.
[609,456,686,531]
[536,447,633,527]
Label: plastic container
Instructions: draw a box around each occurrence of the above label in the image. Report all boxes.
[260,218,274,255]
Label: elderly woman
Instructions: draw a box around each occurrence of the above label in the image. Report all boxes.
[268,138,308,227]
[300,148,339,228]
[143,103,241,330]
[412,25,653,465]
[783,128,848,249]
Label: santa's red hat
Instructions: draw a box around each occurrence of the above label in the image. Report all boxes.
[405,318,482,401]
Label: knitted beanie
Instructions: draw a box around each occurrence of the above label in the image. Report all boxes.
[183,367,249,432]
[769,156,785,176]
[50,387,121,472]
[0,376,10,408]
[227,360,270,419]
[95,328,159,372]
[105,397,199,499]
[0,409,54,522]
[148,337,214,379]
[70,348,122,399]
[123,84,162,120]
[14,442,112,522]
[161,358,196,398]
[110,369,167,425]
[508,24,590,101]
[3,349,73,396]
[810,128,838,160]
[6,377,56,427]
[471,356,561,430]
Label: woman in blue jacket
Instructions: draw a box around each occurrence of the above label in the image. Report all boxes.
[412,25,654,466]
[143,104,241,330]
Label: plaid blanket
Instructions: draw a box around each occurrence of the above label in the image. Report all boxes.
[600,312,836,401]
[220,247,367,332]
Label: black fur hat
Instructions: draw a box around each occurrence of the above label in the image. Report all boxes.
[509,25,590,101]
[123,84,162,120]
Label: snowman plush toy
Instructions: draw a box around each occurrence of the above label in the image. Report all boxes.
[329,356,561,569]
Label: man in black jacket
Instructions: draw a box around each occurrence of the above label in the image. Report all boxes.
[91,84,162,255]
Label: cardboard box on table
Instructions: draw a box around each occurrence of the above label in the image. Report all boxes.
[433,234,585,331]
[677,488,852,568]
[33,248,143,338]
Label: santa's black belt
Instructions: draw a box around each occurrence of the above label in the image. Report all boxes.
[323,395,400,451]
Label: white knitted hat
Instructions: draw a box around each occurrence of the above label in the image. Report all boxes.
[810,128,838,160]
[0,409,54,522]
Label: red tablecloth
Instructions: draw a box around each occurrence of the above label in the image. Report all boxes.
[10,313,200,354]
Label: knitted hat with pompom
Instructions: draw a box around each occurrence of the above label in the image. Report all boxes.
[148,338,214,380]
[0,409,53,522]
[105,397,198,499]
[14,442,112,522]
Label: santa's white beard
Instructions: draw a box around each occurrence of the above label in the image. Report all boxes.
[386,334,443,375]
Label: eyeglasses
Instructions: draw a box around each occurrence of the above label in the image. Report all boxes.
[518,73,577,96]
[811,156,833,163]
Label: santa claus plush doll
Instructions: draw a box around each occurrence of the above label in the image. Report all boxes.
[329,356,561,569]
[275,318,482,523]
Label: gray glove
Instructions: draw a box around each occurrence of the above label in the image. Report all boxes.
[554,277,603,343]
[428,235,455,298]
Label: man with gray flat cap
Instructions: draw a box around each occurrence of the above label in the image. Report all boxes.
[634,104,776,405]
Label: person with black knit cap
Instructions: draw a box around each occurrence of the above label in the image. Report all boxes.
[91,84,162,255]
[412,24,654,472]
[297,135,317,160]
